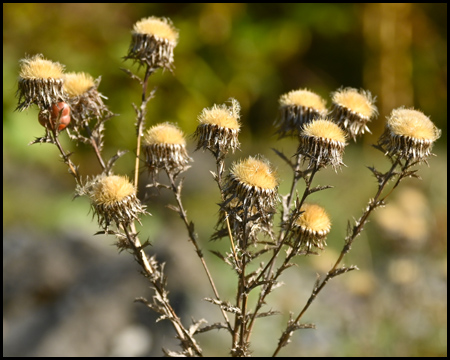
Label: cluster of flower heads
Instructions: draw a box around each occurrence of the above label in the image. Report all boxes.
[277,86,441,170]
[17,15,441,257]
[274,86,440,252]
[274,87,377,172]
[276,87,378,141]
[16,54,110,134]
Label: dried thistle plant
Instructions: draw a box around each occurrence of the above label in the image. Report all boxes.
[15,14,442,358]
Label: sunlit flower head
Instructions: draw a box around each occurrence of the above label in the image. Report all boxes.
[143,122,192,177]
[378,107,441,162]
[220,156,279,246]
[298,118,347,171]
[330,87,378,141]
[79,175,148,230]
[194,98,241,158]
[63,72,112,132]
[291,203,331,252]
[276,88,328,136]
[125,16,179,70]
[16,54,66,111]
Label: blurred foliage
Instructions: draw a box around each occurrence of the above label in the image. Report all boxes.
[3,3,447,357]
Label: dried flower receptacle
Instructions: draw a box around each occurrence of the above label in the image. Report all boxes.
[289,203,331,252]
[194,98,241,158]
[276,88,328,137]
[378,107,441,162]
[79,175,148,230]
[125,16,179,70]
[143,122,192,177]
[330,87,378,141]
[298,119,347,171]
[16,54,66,111]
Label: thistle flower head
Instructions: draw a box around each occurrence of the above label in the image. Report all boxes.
[194,98,241,157]
[64,72,95,97]
[298,118,347,171]
[143,122,192,177]
[79,175,148,230]
[231,157,278,191]
[291,203,331,251]
[276,88,328,136]
[378,107,441,162]
[221,156,279,245]
[125,16,178,70]
[63,72,111,129]
[16,54,66,111]
[330,87,378,141]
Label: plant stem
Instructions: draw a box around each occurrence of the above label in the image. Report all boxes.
[167,172,233,333]
[50,130,81,184]
[124,223,203,357]
[216,159,239,266]
[134,65,154,189]
[82,123,106,170]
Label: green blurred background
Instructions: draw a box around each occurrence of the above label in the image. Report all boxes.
[3,3,447,357]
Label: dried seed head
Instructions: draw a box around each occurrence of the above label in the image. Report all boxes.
[221,156,279,245]
[64,72,95,97]
[16,54,66,111]
[125,16,178,70]
[143,122,192,176]
[231,157,278,191]
[292,203,331,251]
[298,119,347,171]
[80,175,148,229]
[194,98,241,157]
[276,89,328,136]
[63,72,111,125]
[378,107,441,162]
[330,87,378,141]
